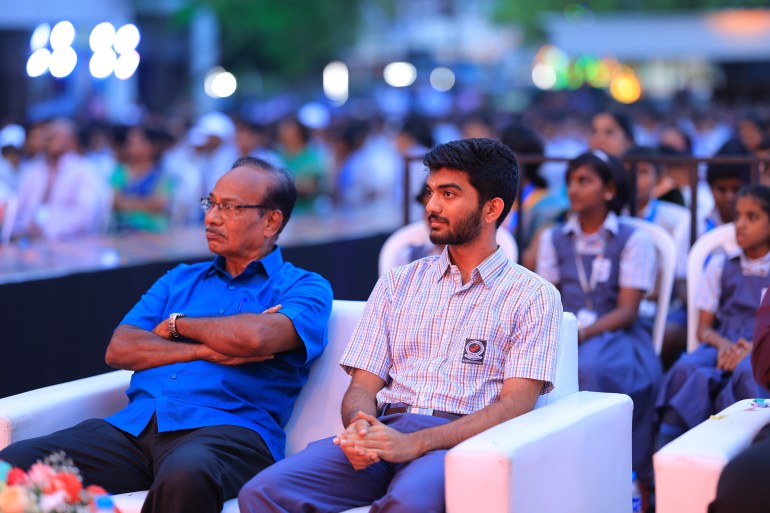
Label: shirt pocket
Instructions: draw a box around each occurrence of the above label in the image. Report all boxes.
[449,320,508,382]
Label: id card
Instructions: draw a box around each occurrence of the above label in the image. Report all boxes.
[591,257,612,283]
[576,308,598,330]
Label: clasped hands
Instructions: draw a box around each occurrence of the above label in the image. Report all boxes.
[717,338,752,372]
[333,411,420,470]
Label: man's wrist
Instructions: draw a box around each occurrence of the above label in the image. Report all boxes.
[409,430,429,458]
[168,313,186,339]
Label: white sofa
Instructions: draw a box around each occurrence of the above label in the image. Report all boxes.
[0,300,632,513]
[654,398,770,513]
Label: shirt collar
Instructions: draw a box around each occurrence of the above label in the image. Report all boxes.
[562,211,619,236]
[434,244,509,287]
[729,247,770,264]
[206,245,284,279]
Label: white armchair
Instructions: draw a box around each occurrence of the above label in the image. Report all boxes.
[0,303,631,513]
[620,216,677,355]
[654,399,770,513]
[686,223,738,352]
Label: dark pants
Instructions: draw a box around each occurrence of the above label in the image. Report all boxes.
[0,415,274,513]
[708,422,770,513]
[239,413,451,513]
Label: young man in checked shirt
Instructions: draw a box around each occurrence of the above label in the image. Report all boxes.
[239,138,563,513]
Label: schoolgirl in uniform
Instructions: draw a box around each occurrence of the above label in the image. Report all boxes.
[657,185,770,447]
[537,150,661,498]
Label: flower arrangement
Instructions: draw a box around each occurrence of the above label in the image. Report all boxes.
[0,452,120,513]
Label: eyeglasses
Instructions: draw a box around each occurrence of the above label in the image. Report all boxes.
[200,198,272,217]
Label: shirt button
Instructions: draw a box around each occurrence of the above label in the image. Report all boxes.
[171,374,177,379]
[219,308,225,314]
[229,285,235,290]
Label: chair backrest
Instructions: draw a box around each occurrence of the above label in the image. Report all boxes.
[1,194,18,244]
[284,300,363,456]
[378,221,518,275]
[535,312,578,408]
[619,216,678,355]
[686,223,737,352]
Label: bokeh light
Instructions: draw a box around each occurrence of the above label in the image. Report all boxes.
[211,71,237,98]
[323,61,349,105]
[532,63,557,90]
[90,49,117,79]
[114,24,141,54]
[430,67,455,92]
[383,62,417,88]
[610,66,642,104]
[50,21,75,51]
[30,23,51,52]
[204,67,237,98]
[114,50,140,80]
[49,47,77,78]
[90,23,116,53]
[26,48,51,77]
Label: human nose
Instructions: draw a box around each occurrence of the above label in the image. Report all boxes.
[425,193,440,214]
[205,203,224,223]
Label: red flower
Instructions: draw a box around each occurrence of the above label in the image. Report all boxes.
[5,468,27,485]
[43,472,83,504]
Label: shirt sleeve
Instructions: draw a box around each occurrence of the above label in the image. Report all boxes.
[696,252,726,314]
[339,272,394,380]
[119,269,173,330]
[619,229,657,292]
[536,226,560,284]
[505,280,563,394]
[273,272,333,366]
[752,289,770,387]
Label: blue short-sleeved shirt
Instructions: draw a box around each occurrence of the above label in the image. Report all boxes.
[104,246,333,460]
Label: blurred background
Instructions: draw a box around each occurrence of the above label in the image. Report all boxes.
[3,1,770,122]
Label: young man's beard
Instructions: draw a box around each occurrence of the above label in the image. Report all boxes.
[428,206,484,246]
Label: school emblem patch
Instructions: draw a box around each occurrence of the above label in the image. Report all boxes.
[462,339,487,365]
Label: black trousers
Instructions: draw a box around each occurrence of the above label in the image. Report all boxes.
[0,415,274,513]
[708,422,770,513]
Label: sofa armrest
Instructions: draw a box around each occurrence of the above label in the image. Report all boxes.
[445,391,632,513]
[653,398,770,513]
[0,370,131,449]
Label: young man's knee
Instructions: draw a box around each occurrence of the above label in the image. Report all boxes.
[238,469,290,513]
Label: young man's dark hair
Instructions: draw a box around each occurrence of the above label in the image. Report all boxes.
[423,138,519,227]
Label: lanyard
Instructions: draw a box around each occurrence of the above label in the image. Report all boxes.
[574,251,600,311]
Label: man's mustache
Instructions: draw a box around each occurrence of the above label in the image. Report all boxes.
[206,227,226,237]
[428,214,448,223]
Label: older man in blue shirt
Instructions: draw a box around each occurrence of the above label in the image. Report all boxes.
[0,156,333,513]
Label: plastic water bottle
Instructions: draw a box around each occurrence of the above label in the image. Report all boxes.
[631,471,643,513]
